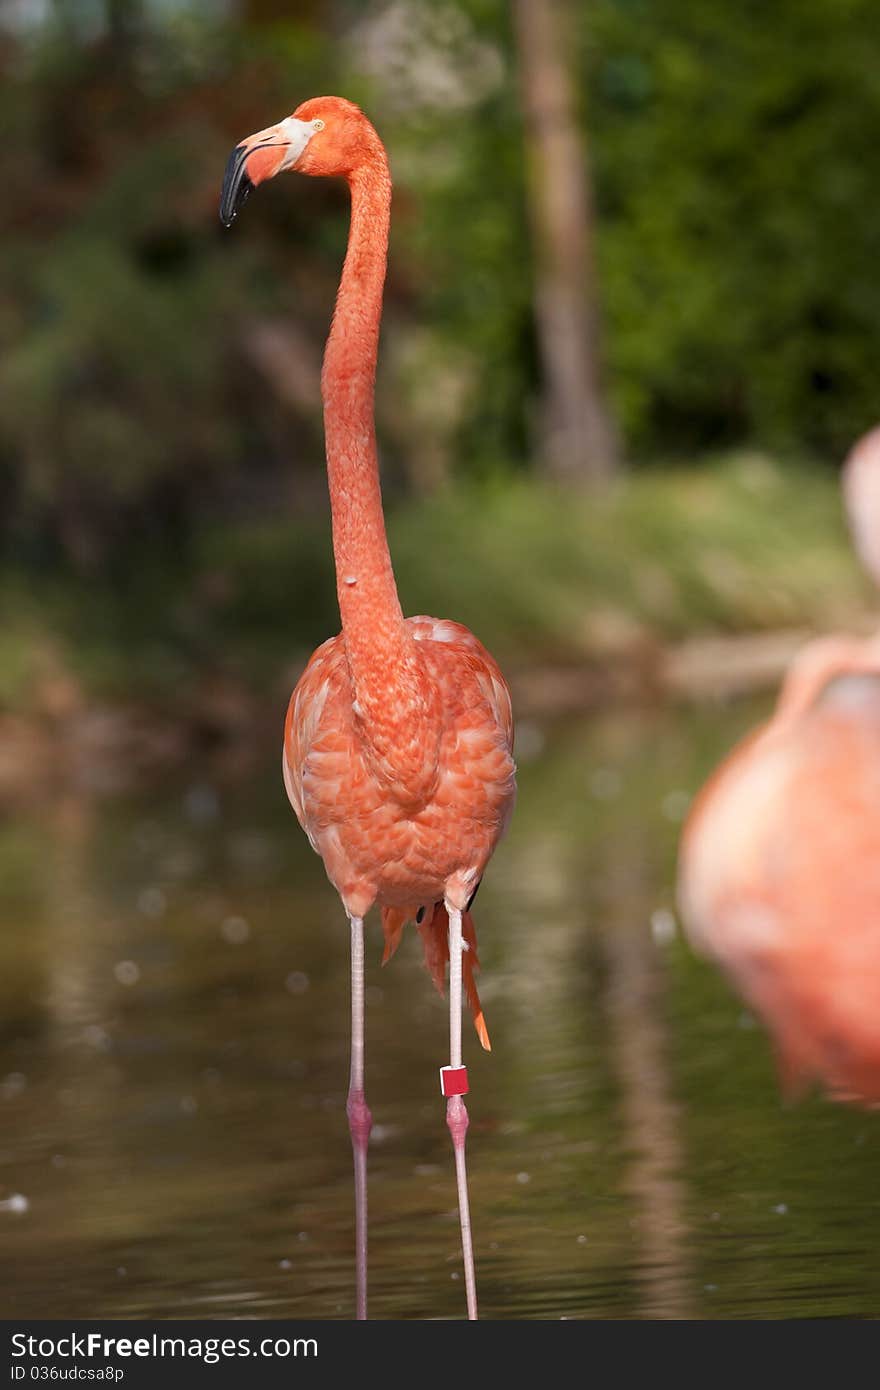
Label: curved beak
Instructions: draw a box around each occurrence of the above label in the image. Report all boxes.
[220,141,260,226]
[219,117,317,227]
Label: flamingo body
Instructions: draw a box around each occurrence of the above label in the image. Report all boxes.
[283,615,514,1044]
[680,634,880,1106]
[678,424,880,1109]
[284,616,514,919]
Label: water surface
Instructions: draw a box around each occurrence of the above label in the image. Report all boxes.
[2,699,879,1320]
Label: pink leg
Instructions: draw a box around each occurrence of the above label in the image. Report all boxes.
[345,914,372,1320]
[445,904,478,1320]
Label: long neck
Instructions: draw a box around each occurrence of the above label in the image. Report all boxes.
[322,158,403,668]
[322,157,436,793]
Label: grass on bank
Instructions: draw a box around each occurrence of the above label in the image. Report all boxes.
[0,453,869,714]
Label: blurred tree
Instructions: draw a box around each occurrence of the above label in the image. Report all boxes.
[0,5,339,573]
[240,0,326,22]
[2,0,880,583]
[513,0,619,483]
[342,0,532,490]
[590,0,880,459]
[105,0,143,55]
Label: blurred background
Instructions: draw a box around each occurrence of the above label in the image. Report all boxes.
[2,0,880,1321]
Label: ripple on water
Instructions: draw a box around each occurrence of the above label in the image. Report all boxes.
[3,701,880,1318]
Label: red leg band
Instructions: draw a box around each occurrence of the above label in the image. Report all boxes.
[440,1065,469,1097]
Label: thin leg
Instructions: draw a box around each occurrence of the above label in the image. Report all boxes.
[345,914,372,1320]
[446,904,478,1320]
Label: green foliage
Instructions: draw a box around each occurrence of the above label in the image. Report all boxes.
[0,0,878,580]
[387,451,864,657]
[0,11,344,570]
[589,0,880,456]
[0,455,865,715]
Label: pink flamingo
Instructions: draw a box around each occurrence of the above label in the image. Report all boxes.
[678,431,880,1107]
[220,97,516,1319]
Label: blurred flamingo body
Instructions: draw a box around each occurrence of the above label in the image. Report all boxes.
[678,431,880,1106]
[842,423,880,587]
[221,97,515,1318]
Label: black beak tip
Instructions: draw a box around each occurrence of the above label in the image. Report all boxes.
[219,144,254,229]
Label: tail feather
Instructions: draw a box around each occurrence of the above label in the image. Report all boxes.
[380,902,491,1051]
[418,902,491,1052]
[380,906,409,965]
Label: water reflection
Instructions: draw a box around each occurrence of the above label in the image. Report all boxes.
[2,699,880,1319]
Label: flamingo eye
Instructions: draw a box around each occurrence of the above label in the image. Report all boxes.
[313,119,325,132]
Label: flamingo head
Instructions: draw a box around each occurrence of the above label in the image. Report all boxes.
[220,96,384,227]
